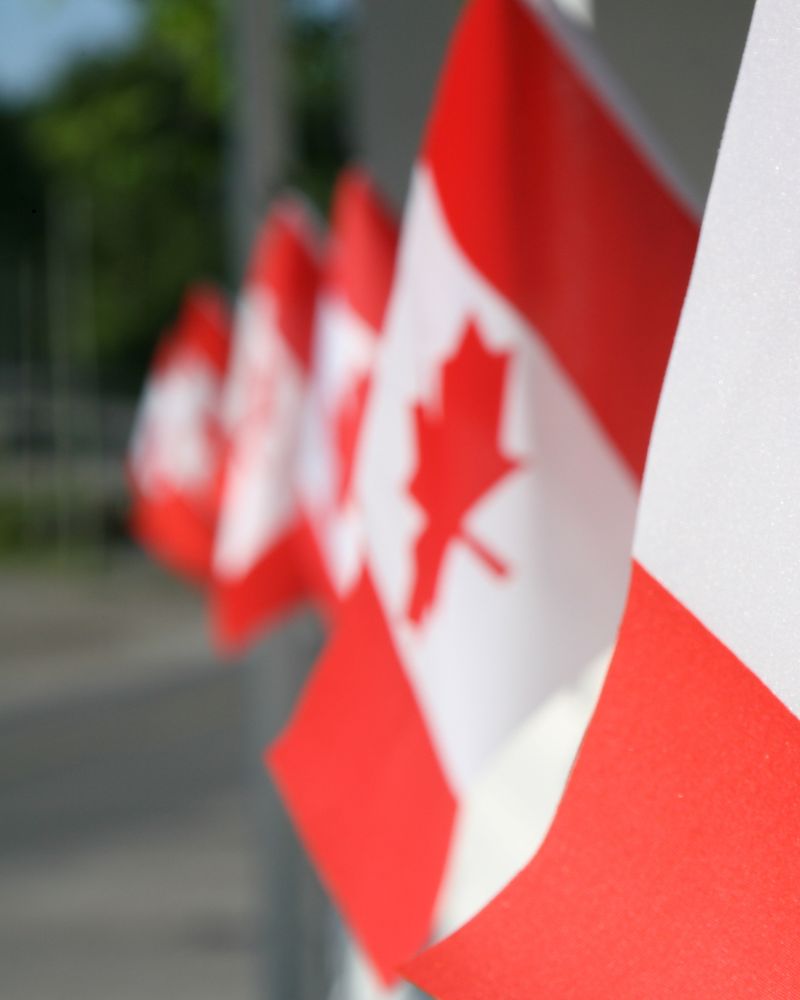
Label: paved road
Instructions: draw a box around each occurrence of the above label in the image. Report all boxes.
[0,559,329,1000]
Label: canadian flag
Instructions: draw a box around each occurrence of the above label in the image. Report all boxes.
[268,0,697,980]
[406,0,800,996]
[128,285,231,584]
[296,168,398,615]
[211,199,322,653]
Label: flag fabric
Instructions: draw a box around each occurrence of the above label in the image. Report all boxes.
[435,646,610,940]
[211,199,322,654]
[332,649,609,1000]
[268,0,697,980]
[406,0,800,995]
[128,285,231,584]
[296,167,398,616]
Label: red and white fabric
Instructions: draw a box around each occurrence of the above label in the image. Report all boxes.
[337,647,610,1000]
[407,0,800,995]
[128,285,231,584]
[435,645,610,939]
[297,168,398,616]
[268,0,697,980]
[211,199,322,654]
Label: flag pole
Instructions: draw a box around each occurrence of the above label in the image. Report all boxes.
[226,2,335,997]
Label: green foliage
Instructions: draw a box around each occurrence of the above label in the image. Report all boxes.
[0,486,120,562]
[0,111,47,254]
[0,111,48,365]
[3,0,354,390]
[25,0,227,390]
[286,15,354,213]
[148,0,229,115]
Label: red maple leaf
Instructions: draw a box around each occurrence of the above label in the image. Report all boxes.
[406,320,520,623]
[335,373,370,509]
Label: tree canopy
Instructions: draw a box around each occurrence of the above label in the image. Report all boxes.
[2,0,352,390]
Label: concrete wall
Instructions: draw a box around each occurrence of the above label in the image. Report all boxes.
[354,0,464,210]
[355,0,756,211]
[594,0,755,201]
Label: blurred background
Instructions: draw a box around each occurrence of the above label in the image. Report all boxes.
[0,1,754,998]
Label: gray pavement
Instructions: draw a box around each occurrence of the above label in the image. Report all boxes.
[0,557,267,1000]
[0,557,220,714]
[1,792,256,1000]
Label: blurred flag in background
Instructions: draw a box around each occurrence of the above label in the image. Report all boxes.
[297,168,399,618]
[127,285,231,584]
[211,199,322,654]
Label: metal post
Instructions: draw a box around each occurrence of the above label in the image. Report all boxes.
[17,254,34,514]
[241,618,333,1000]
[72,192,107,562]
[46,192,72,561]
[227,0,289,282]
[226,2,336,997]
